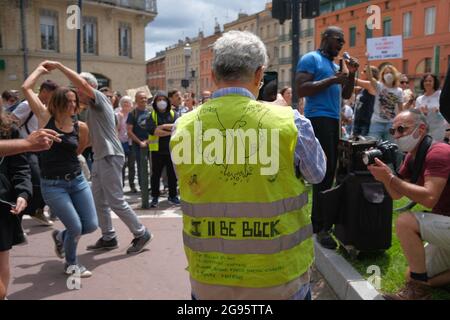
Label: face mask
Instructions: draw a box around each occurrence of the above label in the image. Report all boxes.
[395,126,421,152]
[156,100,167,111]
[384,73,394,85]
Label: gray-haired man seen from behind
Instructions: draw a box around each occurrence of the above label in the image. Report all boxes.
[171,31,326,300]
[40,61,153,254]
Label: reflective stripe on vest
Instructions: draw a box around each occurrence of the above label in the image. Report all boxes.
[148,110,175,152]
[181,191,308,218]
[183,223,313,254]
[170,95,314,288]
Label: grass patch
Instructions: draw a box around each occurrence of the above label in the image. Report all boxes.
[338,198,450,300]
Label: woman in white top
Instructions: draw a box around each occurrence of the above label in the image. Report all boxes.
[356,64,403,141]
[415,74,447,142]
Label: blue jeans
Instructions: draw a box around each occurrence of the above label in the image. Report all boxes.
[368,121,393,142]
[41,174,98,265]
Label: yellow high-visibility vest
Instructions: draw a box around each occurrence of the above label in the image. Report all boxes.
[170,95,313,288]
[148,110,175,152]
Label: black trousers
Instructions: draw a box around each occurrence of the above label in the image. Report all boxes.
[309,117,340,233]
[150,152,177,198]
[23,153,46,216]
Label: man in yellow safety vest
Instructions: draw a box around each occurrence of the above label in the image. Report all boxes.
[170,30,326,300]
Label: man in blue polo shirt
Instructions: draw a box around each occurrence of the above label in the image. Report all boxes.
[296,26,359,249]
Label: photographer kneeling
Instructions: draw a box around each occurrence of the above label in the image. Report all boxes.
[368,109,450,300]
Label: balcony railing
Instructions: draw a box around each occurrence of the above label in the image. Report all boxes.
[278,57,292,65]
[300,28,314,38]
[93,0,157,14]
[279,34,292,42]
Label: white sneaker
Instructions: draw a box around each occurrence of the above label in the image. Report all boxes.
[64,264,92,278]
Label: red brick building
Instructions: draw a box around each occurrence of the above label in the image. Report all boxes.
[316,0,450,89]
[146,51,166,94]
[200,26,222,93]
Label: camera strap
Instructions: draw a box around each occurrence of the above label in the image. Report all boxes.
[407,135,433,184]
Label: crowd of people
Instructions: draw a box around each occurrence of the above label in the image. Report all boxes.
[0,62,213,299]
[341,61,450,144]
[0,26,449,301]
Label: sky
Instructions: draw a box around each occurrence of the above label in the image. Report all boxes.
[145,0,268,60]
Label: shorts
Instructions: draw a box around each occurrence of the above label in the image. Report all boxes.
[413,212,450,278]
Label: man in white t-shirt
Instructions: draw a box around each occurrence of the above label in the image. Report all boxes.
[11,80,58,137]
[11,80,58,227]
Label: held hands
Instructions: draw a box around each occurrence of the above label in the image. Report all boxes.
[11,197,27,215]
[140,140,148,148]
[420,105,429,116]
[367,158,394,185]
[41,60,61,72]
[161,124,174,131]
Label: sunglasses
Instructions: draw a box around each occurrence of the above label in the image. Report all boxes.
[400,81,409,84]
[329,36,345,44]
[389,125,411,135]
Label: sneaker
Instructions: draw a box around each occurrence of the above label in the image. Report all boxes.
[168,196,180,205]
[64,264,92,278]
[150,197,158,208]
[51,230,65,259]
[126,229,153,254]
[317,230,338,250]
[383,279,432,300]
[86,237,118,251]
[31,208,53,226]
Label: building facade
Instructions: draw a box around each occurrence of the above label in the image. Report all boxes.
[316,0,450,89]
[223,2,316,90]
[278,17,315,89]
[258,2,280,72]
[164,34,201,97]
[146,50,165,94]
[0,0,157,93]
[223,12,259,35]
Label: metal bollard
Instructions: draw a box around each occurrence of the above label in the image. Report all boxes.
[140,147,149,209]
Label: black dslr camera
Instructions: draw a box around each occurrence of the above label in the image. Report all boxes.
[362,141,398,166]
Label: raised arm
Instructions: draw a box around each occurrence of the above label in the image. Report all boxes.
[43,61,95,100]
[21,64,52,128]
[355,64,377,96]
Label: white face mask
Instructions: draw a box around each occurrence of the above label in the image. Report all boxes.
[384,73,394,85]
[395,126,421,152]
[156,100,167,111]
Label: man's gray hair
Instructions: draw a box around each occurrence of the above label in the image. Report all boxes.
[404,109,429,133]
[213,31,268,83]
[119,95,133,108]
[80,72,98,89]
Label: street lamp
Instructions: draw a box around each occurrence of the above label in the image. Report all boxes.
[182,43,192,89]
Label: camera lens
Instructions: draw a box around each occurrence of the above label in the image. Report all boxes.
[362,149,383,166]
